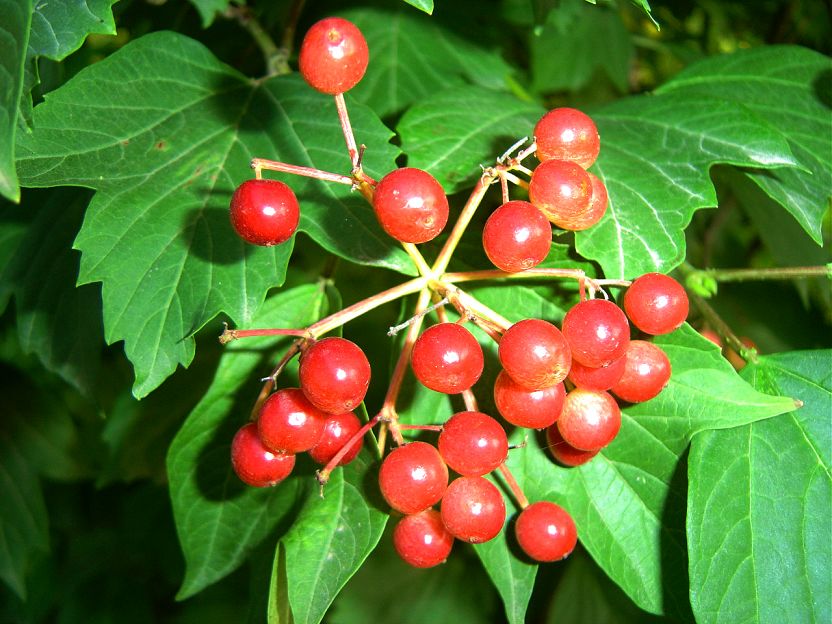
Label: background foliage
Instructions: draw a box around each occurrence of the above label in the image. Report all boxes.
[0,0,830,623]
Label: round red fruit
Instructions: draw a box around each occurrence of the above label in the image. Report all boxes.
[393,509,454,568]
[411,323,484,394]
[441,476,506,544]
[611,340,671,403]
[231,422,295,487]
[482,200,552,272]
[546,425,598,467]
[379,442,448,515]
[298,17,369,95]
[529,159,592,225]
[551,171,608,231]
[498,319,571,390]
[299,337,371,414]
[567,354,626,392]
[623,273,689,335]
[562,298,630,368]
[257,388,328,453]
[493,370,565,429]
[438,411,508,476]
[515,501,578,562]
[308,411,364,466]
[534,108,600,169]
[556,388,621,452]
[230,179,299,246]
[373,168,449,243]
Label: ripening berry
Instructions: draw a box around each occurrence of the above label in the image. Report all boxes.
[514,501,578,562]
[611,340,671,403]
[534,108,600,168]
[546,424,599,467]
[230,179,300,246]
[231,422,296,487]
[373,168,449,243]
[623,273,689,335]
[482,200,552,272]
[257,388,328,453]
[567,355,626,392]
[441,476,506,544]
[493,371,565,429]
[438,411,508,476]
[529,160,593,226]
[498,319,571,390]
[393,509,454,568]
[299,337,371,414]
[379,442,449,515]
[556,388,621,452]
[298,17,369,95]
[411,323,484,394]
[561,299,630,368]
[549,171,608,231]
[308,411,364,466]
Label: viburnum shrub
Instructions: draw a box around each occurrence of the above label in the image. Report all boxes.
[5,2,828,623]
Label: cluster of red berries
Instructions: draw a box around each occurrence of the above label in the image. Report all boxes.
[225,15,691,573]
[230,337,371,487]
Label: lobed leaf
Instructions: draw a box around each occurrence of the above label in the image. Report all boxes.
[167,283,328,599]
[16,31,407,397]
[0,0,30,202]
[657,45,832,245]
[687,351,832,624]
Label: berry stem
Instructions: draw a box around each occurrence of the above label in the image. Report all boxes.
[688,290,759,365]
[334,93,360,169]
[436,282,514,331]
[250,339,305,419]
[219,326,308,344]
[398,424,444,432]
[497,462,529,509]
[689,264,831,284]
[251,158,354,185]
[225,5,287,76]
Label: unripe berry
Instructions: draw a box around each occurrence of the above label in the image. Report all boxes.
[298,17,369,95]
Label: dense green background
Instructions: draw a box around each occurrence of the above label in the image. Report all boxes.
[0,1,830,623]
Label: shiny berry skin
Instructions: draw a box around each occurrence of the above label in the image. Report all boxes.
[556,388,621,452]
[441,476,506,544]
[299,337,371,414]
[393,509,454,568]
[623,273,689,335]
[411,323,484,394]
[231,422,296,487]
[546,425,599,467]
[482,201,552,272]
[567,354,626,392]
[498,319,571,390]
[257,388,327,453]
[611,340,671,403]
[493,371,565,429]
[551,171,608,231]
[230,179,300,246]
[308,411,364,466]
[561,299,630,368]
[438,411,508,476]
[379,442,448,515]
[529,159,592,225]
[534,108,600,169]
[515,501,578,562]
[298,17,369,95]
[373,168,449,243]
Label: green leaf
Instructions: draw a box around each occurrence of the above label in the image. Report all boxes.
[344,7,513,118]
[397,86,544,193]
[20,0,119,128]
[188,0,230,27]
[0,188,104,395]
[280,449,388,624]
[401,0,434,14]
[658,46,832,245]
[531,0,633,94]
[16,31,408,397]
[687,350,831,624]
[0,0,31,202]
[167,283,328,599]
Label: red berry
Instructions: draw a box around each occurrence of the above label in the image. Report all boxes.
[482,200,552,272]
[561,298,630,368]
[411,323,484,394]
[440,476,506,544]
[534,108,600,169]
[567,354,626,392]
[493,370,565,429]
[373,168,449,243]
[231,422,295,487]
[257,388,327,453]
[498,319,571,390]
[550,171,608,231]
[623,273,689,335]
[529,159,592,225]
[230,179,299,246]
[514,501,578,562]
[556,389,621,452]
[611,340,671,403]
[299,337,371,414]
[298,17,369,95]
[379,442,448,515]
[438,411,508,476]
[546,425,598,467]
[308,411,364,466]
[393,509,454,568]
